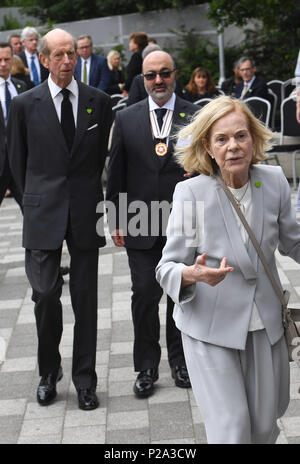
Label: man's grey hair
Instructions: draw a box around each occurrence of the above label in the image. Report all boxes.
[237,56,256,68]
[142,44,161,60]
[77,34,93,46]
[21,26,39,41]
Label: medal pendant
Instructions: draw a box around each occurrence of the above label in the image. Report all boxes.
[155,142,168,157]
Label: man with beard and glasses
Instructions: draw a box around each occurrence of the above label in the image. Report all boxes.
[106,51,198,398]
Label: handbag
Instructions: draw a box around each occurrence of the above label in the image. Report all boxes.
[216,175,300,362]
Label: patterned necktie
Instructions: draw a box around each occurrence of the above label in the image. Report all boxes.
[31,55,40,86]
[5,81,11,120]
[155,108,167,130]
[61,88,75,152]
[241,83,249,99]
[83,60,88,84]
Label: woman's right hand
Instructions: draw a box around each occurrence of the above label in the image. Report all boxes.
[181,253,234,288]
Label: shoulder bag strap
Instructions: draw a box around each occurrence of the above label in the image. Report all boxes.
[215,175,288,309]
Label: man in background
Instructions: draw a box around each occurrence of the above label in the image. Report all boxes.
[0,42,27,207]
[18,26,49,85]
[8,33,23,55]
[74,34,111,92]
[234,57,269,100]
[107,51,198,399]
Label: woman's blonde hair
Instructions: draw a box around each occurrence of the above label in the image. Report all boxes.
[11,54,30,76]
[176,96,273,175]
[107,50,121,71]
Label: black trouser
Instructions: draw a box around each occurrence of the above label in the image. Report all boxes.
[126,237,185,372]
[0,158,23,211]
[25,223,99,390]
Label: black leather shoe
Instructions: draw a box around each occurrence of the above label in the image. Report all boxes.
[171,366,191,388]
[133,368,159,398]
[77,389,99,410]
[37,366,63,406]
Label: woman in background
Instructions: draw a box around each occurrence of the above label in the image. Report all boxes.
[184,66,219,103]
[106,50,125,95]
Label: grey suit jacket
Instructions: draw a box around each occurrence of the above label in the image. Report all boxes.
[156,165,300,350]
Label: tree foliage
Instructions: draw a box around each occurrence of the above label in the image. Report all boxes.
[208,0,300,80]
[18,0,208,23]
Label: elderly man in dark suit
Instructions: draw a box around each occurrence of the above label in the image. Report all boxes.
[18,27,49,85]
[74,34,111,92]
[0,42,27,207]
[7,28,112,410]
[106,50,198,398]
[234,57,269,100]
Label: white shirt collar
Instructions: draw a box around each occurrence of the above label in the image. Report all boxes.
[48,75,78,99]
[148,92,176,112]
[81,55,92,64]
[244,75,256,89]
[0,75,13,85]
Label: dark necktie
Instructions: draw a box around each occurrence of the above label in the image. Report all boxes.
[31,55,40,86]
[155,108,167,130]
[61,88,75,152]
[5,81,11,119]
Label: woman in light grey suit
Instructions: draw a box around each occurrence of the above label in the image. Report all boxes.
[156,96,300,444]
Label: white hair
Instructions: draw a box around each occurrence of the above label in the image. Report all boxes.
[21,27,39,41]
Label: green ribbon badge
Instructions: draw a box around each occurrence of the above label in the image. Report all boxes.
[17,84,21,88]
[86,108,92,114]
[180,113,186,118]
[254,181,261,188]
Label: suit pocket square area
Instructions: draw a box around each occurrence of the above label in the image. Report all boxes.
[87,123,98,131]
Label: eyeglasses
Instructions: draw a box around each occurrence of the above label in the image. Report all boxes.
[143,69,176,81]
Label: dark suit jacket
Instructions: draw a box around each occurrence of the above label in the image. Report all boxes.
[234,75,269,100]
[7,80,112,250]
[74,54,111,92]
[18,50,49,83]
[106,95,198,249]
[0,77,28,176]
[124,51,143,92]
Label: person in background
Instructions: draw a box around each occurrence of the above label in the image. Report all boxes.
[234,57,269,100]
[8,33,23,55]
[11,55,34,90]
[127,44,184,107]
[122,32,148,97]
[295,50,300,124]
[221,60,242,96]
[0,42,27,208]
[18,27,49,85]
[106,50,125,95]
[107,51,198,399]
[74,34,111,93]
[184,66,219,103]
[156,95,299,444]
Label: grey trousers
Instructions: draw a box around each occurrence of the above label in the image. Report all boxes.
[182,329,290,444]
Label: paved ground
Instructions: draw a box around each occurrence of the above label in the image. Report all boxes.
[0,187,300,445]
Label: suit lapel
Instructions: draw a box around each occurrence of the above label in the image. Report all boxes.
[34,81,68,154]
[247,167,264,270]
[215,182,257,280]
[71,82,95,156]
[136,100,161,169]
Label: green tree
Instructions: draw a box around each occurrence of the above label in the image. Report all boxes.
[19,0,208,22]
[208,0,300,80]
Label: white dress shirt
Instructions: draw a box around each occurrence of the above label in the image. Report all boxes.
[24,50,41,83]
[0,76,18,124]
[148,93,176,145]
[47,75,78,126]
[228,182,265,331]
